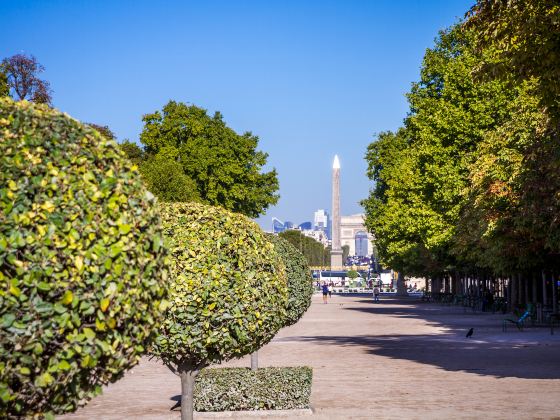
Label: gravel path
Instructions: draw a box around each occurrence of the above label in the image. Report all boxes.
[63,294,560,419]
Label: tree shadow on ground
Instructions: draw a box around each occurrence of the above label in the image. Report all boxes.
[281,297,560,379]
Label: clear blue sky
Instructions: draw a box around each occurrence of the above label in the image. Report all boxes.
[1,0,474,229]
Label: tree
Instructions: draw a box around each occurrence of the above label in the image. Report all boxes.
[1,54,52,105]
[140,155,201,203]
[465,0,560,272]
[119,140,144,165]
[467,0,560,115]
[152,203,288,420]
[363,25,518,278]
[0,98,169,417]
[347,270,359,280]
[140,101,279,217]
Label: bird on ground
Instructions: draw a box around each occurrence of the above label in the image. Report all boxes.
[466,328,474,338]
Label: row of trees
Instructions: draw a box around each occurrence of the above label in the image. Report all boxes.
[278,230,331,267]
[363,1,560,301]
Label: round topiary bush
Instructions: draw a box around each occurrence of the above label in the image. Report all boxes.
[266,234,313,327]
[0,98,170,417]
[151,202,288,420]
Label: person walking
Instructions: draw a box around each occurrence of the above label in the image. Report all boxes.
[373,285,380,303]
[322,282,329,304]
[328,283,333,298]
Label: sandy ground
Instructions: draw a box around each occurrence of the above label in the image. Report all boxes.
[63,294,560,419]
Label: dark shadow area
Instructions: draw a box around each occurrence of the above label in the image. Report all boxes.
[170,395,180,411]
[280,296,560,379]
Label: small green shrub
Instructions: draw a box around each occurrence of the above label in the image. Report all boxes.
[151,202,288,418]
[266,234,313,327]
[194,367,313,411]
[0,98,170,417]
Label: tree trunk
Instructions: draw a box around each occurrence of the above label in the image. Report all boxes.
[396,271,408,296]
[180,367,200,420]
[523,274,529,306]
[251,351,258,370]
[553,272,558,314]
[532,272,538,304]
[509,275,515,312]
[542,270,548,307]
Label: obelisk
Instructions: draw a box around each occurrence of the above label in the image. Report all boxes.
[330,155,343,268]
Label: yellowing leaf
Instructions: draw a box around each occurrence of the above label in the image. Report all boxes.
[100,298,110,312]
[9,285,21,297]
[61,290,73,305]
[74,256,84,271]
[41,201,55,213]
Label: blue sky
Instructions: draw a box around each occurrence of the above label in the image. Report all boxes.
[1,0,474,229]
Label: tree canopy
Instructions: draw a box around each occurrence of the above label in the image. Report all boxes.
[363,18,560,279]
[0,54,52,105]
[138,101,279,217]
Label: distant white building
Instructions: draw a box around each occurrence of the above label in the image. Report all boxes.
[302,229,329,247]
[340,214,374,256]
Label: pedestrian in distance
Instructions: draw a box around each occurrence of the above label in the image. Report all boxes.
[322,282,329,304]
[328,283,333,298]
[373,285,380,303]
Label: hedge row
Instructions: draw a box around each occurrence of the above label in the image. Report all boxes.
[194,367,313,411]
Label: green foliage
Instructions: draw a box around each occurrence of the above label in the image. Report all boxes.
[139,101,279,217]
[468,0,560,115]
[0,71,8,98]
[278,230,330,267]
[347,270,359,280]
[0,98,170,416]
[151,202,288,369]
[194,367,312,412]
[364,15,560,279]
[119,140,144,165]
[363,25,519,276]
[266,234,313,327]
[139,156,200,203]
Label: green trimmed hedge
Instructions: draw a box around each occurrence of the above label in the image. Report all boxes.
[152,202,288,367]
[266,234,313,327]
[194,367,313,411]
[0,98,170,417]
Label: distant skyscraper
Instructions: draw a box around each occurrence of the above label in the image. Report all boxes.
[331,155,342,267]
[314,209,329,230]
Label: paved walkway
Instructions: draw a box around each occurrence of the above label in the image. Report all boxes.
[64,294,560,419]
